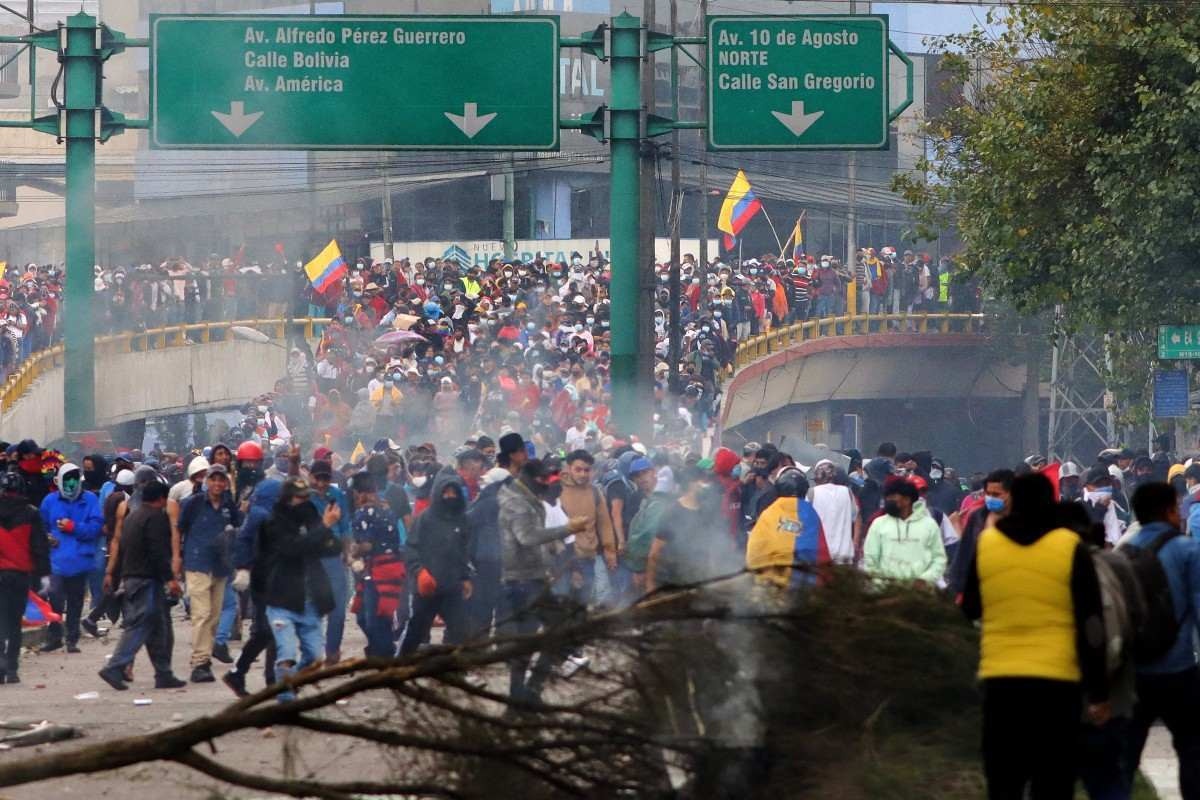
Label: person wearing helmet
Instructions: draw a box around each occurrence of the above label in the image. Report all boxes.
[0,469,49,682]
[235,441,265,509]
[746,467,830,588]
[169,456,209,505]
[38,463,104,653]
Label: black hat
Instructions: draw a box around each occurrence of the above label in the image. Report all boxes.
[141,481,168,503]
[499,433,525,455]
[1084,465,1113,487]
[348,471,377,494]
[309,460,333,478]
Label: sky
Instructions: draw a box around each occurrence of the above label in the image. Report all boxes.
[874,3,1000,53]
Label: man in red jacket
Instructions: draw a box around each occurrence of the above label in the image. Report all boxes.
[0,470,49,683]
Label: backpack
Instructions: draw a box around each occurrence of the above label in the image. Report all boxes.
[1091,551,1140,676]
[1116,529,1182,664]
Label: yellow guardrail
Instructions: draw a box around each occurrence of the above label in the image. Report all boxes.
[732,312,988,371]
[0,317,332,415]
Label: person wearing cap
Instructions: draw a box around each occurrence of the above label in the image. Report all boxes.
[499,459,588,703]
[256,476,342,703]
[862,475,946,586]
[38,463,103,653]
[1058,461,1084,503]
[97,481,186,692]
[0,469,49,682]
[307,459,353,663]
[1179,464,1200,536]
[1082,465,1124,547]
[177,464,241,683]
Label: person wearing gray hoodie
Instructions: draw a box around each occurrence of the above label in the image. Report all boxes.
[498,459,586,704]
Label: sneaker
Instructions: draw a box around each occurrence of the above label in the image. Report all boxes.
[98,667,128,691]
[81,618,106,638]
[190,663,215,683]
[221,669,248,698]
[66,643,81,654]
[5,674,18,684]
[154,674,187,689]
[560,654,589,679]
[211,643,233,664]
[38,641,62,653]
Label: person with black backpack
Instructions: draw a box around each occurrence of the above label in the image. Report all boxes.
[1119,482,1200,798]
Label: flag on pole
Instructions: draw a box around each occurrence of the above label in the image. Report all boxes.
[717,170,762,252]
[304,239,348,294]
[349,440,367,465]
[791,212,806,261]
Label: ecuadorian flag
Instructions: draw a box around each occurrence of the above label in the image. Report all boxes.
[717,170,762,252]
[304,239,348,294]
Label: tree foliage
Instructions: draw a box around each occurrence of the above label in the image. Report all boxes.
[895,3,1200,331]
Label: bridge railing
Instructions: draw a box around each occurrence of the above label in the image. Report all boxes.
[0,317,331,415]
[733,312,989,371]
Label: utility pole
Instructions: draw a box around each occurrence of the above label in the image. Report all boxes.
[636,0,658,421]
[608,13,644,435]
[845,0,858,299]
[697,0,709,284]
[668,0,682,391]
[380,153,394,262]
[63,12,100,433]
[503,155,516,260]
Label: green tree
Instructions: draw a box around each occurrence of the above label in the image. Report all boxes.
[896,4,1200,331]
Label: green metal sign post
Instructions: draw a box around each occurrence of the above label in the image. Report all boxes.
[707,15,894,150]
[151,15,560,151]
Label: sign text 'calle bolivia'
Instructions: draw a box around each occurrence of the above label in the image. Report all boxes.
[151,15,560,150]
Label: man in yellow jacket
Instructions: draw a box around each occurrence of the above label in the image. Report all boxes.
[961,473,1109,800]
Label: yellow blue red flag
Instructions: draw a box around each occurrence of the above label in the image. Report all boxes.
[717,170,762,251]
[304,239,347,294]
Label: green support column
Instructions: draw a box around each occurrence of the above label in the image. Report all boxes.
[608,12,643,435]
[63,12,99,433]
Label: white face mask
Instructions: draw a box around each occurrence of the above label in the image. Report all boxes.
[1084,488,1113,506]
[929,469,943,481]
[411,475,427,488]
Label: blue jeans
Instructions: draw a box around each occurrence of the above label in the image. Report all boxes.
[215,580,237,647]
[356,580,398,658]
[266,601,323,703]
[814,295,834,319]
[321,557,349,660]
[87,545,106,612]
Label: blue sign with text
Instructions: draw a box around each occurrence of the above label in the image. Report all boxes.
[1154,369,1190,418]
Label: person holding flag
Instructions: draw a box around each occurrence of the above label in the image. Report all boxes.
[717,170,763,254]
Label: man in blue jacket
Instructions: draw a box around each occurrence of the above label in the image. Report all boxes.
[39,463,103,653]
[1122,482,1200,797]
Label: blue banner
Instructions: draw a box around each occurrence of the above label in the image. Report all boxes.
[1154,369,1190,419]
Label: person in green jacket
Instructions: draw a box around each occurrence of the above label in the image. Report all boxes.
[863,476,946,588]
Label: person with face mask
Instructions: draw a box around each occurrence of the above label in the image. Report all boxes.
[947,469,1013,597]
[862,475,946,587]
[82,468,136,638]
[1082,466,1124,547]
[234,441,265,509]
[38,463,103,653]
[398,471,474,655]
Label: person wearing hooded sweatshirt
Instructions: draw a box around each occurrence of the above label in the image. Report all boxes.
[862,475,946,587]
[465,466,509,638]
[961,473,1109,800]
[223,478,282,698]
[257,477,341,702]
[747,468,830,589]
[711,447,744,546]
[0,470,49,682]
[39,463,103,652]
[499,459,587,703]
[399,471,473,655]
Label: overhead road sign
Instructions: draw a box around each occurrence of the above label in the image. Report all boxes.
[1158,325,1200,360]
[150,14,560,150]
[707,15,891,150]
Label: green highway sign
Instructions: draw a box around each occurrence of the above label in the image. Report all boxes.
[1159,325,1200,359]
[150,14,560,150]
[707,15,890,150]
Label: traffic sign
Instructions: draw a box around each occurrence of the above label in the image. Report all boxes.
[1154,369,1190,418]
[150,14,560,150]
[1159,326,1200,359]
[707,15,890,150]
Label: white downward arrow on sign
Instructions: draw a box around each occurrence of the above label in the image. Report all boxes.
[444,102,497,139]
[771,101,824,137]
[211,101,263,138]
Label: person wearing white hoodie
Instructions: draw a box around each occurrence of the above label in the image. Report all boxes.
[863,475,946,587]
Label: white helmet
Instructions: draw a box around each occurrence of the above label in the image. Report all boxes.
[187,456,210,479]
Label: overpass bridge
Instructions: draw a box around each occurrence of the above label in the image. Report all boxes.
[721,313,1036,471]
[0,318,326,446]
